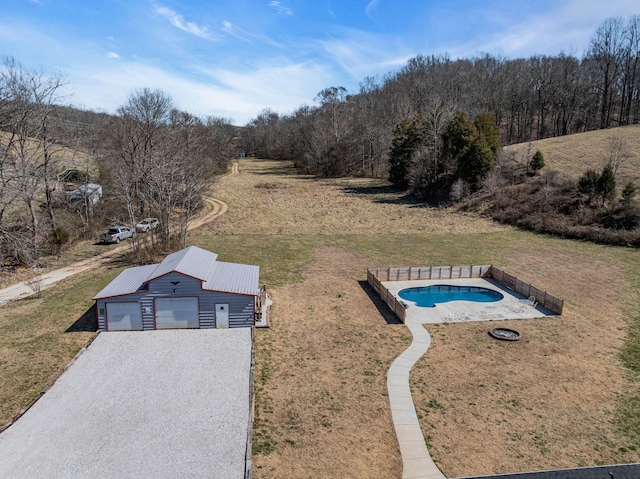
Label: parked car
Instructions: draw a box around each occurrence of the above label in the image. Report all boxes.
[135,217,159,233]
[100,226,135,244]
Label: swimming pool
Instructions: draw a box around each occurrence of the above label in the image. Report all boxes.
[398,284,504,308]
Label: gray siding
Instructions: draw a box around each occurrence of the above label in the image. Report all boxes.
[97,271,255,331]
[141,297,155,330]
[200,309,216,329]
[97,301,106,330]
[217,294,255,328]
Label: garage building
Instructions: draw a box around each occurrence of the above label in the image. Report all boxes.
[94,246,260,331]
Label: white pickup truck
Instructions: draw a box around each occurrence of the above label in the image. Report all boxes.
[100,226,135,244]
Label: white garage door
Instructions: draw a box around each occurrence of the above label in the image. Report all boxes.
[155,298,199,329]
[107,302,143,331]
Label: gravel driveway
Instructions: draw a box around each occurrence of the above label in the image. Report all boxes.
[0,328,252,479]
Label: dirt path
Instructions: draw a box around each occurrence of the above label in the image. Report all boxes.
[0,163,237,305]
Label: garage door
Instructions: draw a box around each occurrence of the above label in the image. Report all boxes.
[107,302,143,331]
[155,298,199,329]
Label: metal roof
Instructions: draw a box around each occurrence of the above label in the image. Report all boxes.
[146,246,218,282]
[203,261,260,296]
[93,265,157,300]
[458,463,640,479]
[93,246,258,300]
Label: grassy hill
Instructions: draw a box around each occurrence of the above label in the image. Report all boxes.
[503,124,640,182]
[0,132,96,172]
[472,125,640,247]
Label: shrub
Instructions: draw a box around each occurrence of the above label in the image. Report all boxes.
[449,178,467,202]
[578,169,600,205]
[597,164,616,206]
[50,227,70,255]
[529,150,545,173]
[622,181,636,205]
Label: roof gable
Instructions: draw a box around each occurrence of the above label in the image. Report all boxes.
[93,246,258,299]
[146,246,217,282]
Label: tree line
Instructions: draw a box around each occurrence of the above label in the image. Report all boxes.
[242,15,640,181]
[0,58,236,267]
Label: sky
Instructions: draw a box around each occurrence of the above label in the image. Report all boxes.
[1,1,639,125]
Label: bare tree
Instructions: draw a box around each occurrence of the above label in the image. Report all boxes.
[619,15,640,125]
[0,58,66,262]
[100,91,231,252]
[587,17,626,129]
[239,13,640,182]
[604,135,632,177]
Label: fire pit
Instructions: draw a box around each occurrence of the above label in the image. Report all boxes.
[488,328,521,341]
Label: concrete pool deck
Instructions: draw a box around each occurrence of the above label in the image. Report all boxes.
[382,277,552,324]
[383,278,555,479]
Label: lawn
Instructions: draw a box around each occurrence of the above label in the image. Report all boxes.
[1,156,639,478]
[193,159,640,477]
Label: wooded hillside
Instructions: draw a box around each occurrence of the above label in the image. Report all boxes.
[242,15,640,180]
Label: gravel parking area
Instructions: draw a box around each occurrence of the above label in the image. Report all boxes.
[0,328,252,479]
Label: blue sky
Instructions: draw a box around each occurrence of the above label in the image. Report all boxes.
[1,1,638,125]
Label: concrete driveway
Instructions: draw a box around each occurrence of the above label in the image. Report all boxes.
[0,328,252,479]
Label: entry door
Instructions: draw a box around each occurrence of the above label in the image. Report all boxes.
[216,304,229,328]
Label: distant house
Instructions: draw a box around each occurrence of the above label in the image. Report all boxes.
[66,183,102,205]
[93,246,265,331]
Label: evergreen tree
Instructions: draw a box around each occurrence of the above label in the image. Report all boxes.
[388,116,424,189]
[443,112,495,189]
[530,150,545,173]
[578,169,600,205]
[473,113,501,154]
[622,181,636,205]
[597,164,616,206]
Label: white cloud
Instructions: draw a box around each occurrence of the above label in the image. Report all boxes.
[222,20,251,42]
[221,20,283,47]
[365,0,381,20]
[62,58,332,124]
[446,0,640,59]
[269,1,292,16]
[316,30,412,81]
[155,6,217,40]
[107,52,120,59]
[196,60,333,117]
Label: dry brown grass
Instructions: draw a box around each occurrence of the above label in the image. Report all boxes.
[0,239,125,290]
[415,245,633,476]
[504,124,640,182]
[2,156,639,478]
[0,131,93,168]
[200,158,640,477]
[209,160,511,236]
[253,247,409,478]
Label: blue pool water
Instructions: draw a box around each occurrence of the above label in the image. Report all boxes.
[398,284,504,308]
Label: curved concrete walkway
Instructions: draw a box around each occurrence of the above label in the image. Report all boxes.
[387,318,447,479]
